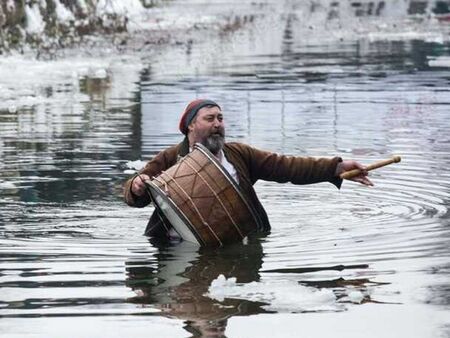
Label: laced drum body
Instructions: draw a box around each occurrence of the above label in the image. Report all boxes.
[145,143,260,247]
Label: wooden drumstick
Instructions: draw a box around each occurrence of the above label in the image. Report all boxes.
[339,156,401,180]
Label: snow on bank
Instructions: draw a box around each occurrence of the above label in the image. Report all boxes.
[0,53,143,111]
[0,1,262,111]
[16,0,244,46]
[54,0,76,23]
[25,4,45,34]
[11,0,449,50]
[2,0,449,113]
[96,0,146,17]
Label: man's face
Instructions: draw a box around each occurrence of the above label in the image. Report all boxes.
[188,105,225,154]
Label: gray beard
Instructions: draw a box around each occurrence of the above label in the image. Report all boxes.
[203,134,225,155]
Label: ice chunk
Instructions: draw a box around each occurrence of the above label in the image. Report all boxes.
[207,274,337,312]
[124,160,147,172]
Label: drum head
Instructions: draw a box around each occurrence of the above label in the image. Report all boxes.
[146,180,202,245]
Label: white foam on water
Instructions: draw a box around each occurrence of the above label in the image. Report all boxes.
[428,56,450,68]
[368,31,445,43]
[0,181,16,189]
[125,160,147,171]
[207,274,338,312]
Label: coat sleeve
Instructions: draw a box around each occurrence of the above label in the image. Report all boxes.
[123,149,175,207]
[240,144,343,188]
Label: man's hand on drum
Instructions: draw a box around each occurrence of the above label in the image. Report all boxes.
[131,174,150,196]
[335,160,374,187]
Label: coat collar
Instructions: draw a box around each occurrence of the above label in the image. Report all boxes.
[178,136,190,158]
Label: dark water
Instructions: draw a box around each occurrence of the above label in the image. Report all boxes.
[1,3,450,337]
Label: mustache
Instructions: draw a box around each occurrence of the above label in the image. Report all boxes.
[209,129,225,137]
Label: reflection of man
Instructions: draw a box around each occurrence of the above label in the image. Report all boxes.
[124,99,372,239]
[126,238,268,336]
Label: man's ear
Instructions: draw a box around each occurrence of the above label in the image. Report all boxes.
[187,123,194,133]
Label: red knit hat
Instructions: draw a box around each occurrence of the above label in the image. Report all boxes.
[178,99,221,134]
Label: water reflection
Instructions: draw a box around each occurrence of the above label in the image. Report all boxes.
[126,237,267,337]
[0,100,142,203]
[124,237,406,337]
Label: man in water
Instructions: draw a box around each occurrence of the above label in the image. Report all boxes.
[124,99,372,238]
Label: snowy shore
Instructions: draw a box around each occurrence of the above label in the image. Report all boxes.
[0,0,448,114]
[1,0,449,53]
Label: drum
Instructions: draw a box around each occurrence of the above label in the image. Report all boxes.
[145,143,260,247]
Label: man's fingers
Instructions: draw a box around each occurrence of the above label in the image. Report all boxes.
[132,182,141,196]
[354,162,365,170]
[355,163,368,175]
[359,178,372,186]
[132,174,150,196]
[352,174,374,186]
[339,160,373,186]
[360,177,373,186]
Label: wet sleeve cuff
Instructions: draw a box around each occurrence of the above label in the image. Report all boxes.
[125,174,152,207]
[330,157,343,190]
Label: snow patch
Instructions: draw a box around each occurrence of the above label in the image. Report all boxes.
[25,4,45,34]
[77,0,88,14]
[96,0,145,17]
[346,290,365,304]
[54,0,75,22]
[6,0,15,11]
